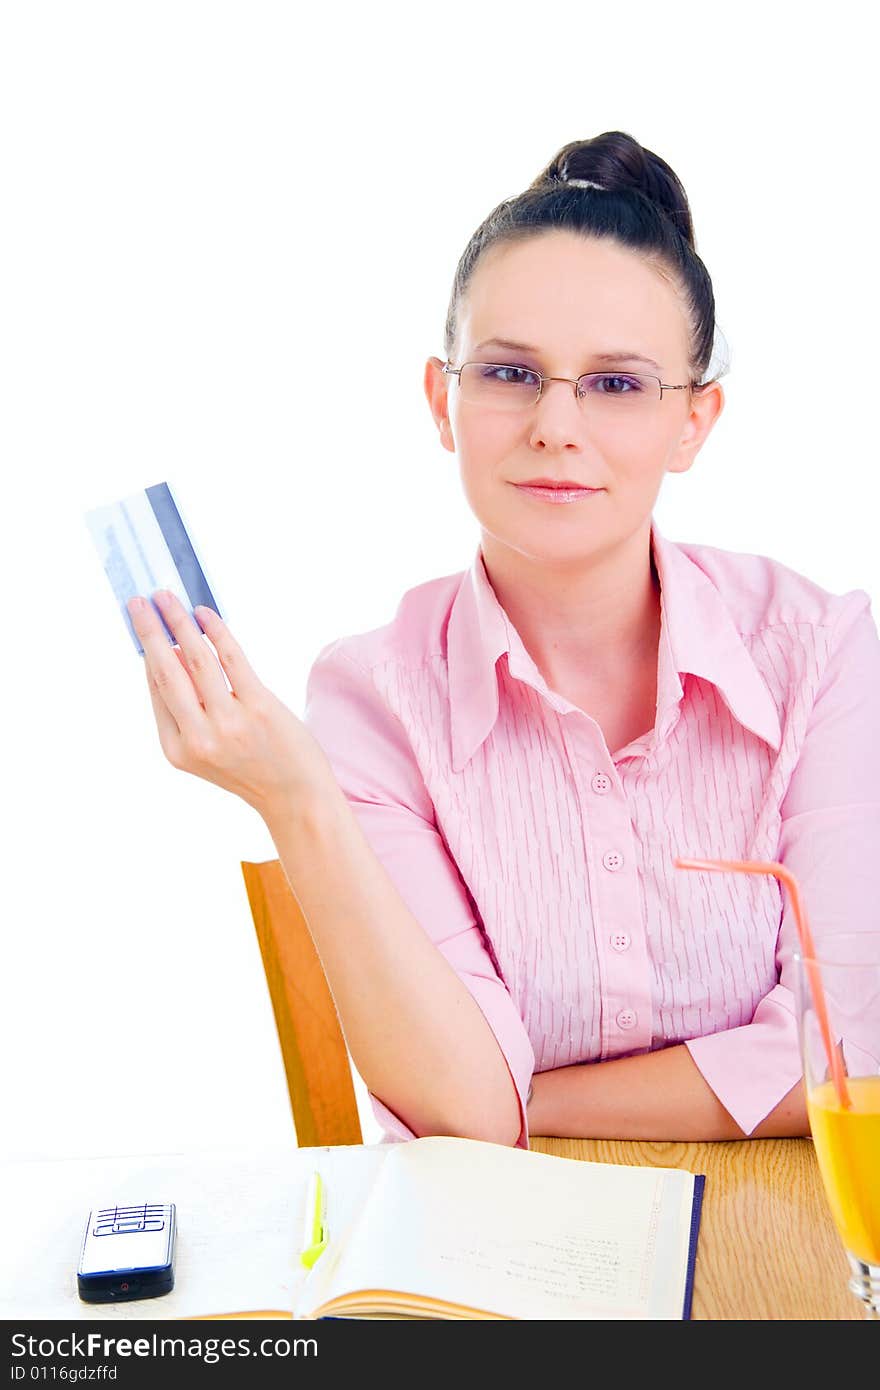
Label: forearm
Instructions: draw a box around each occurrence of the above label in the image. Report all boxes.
[526,1044,810,1141]
[262,779,520,1147]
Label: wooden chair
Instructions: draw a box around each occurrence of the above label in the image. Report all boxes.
[241,858,363,1147]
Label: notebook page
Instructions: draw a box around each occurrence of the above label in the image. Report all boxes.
[2,1143,394,1321]
[305,1135,695,1320]
[1,1145,336,1320]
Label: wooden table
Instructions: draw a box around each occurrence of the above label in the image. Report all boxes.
[531,1135,862,1319]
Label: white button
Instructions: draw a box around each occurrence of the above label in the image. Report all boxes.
[616,1008,637,1030]
[610,931,631,952]
[602,850,624,872]
[591,771,611,795]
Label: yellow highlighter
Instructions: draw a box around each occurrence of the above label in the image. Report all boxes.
[299,1171,328,1270]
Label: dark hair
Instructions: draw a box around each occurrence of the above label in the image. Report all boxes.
[444,129,728,389]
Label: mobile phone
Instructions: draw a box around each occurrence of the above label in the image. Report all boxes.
[76,1202,176,1303]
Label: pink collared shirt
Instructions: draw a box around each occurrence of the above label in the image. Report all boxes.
[302,518,880,1146]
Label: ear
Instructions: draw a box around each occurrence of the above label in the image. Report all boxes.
[666,379,725,476]
[424,356,456,454]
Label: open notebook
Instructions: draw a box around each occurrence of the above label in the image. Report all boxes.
[2,1138,703,1321]
[284,1136,704,1321]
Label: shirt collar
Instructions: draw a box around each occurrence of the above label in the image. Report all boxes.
[446,517,782,773]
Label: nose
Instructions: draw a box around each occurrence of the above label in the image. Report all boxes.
[529,375,588,448]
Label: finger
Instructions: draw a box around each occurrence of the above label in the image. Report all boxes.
[191,605,263,704]
[149,589,231,716]
[172,645,207,709]
[127,595,207,738]
[142,648,187,764]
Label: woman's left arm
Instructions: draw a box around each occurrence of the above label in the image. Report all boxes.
[527,1044,808,1141]
[529,589,880,1143]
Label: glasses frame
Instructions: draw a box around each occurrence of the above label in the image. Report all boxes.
[442,360,699,407]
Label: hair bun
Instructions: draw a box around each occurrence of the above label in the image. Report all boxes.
[535,129,695,248]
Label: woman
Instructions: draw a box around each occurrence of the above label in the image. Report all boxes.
[128,130,880,1149]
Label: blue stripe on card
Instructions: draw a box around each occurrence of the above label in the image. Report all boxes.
[145,482,220,614]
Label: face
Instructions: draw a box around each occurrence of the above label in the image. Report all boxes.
[425,230,724,571]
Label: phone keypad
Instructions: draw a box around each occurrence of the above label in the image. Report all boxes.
[93,1203,170,1236]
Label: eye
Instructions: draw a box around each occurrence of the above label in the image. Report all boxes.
[583,373,644,395]
[481,364,540,386]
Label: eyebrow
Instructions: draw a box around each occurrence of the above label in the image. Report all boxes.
[473,337,661,371]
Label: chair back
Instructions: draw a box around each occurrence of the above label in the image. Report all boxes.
[241,858,363,1147]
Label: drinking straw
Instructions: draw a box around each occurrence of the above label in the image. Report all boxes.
[674,856,852,1111]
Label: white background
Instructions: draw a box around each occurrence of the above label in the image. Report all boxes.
[1,2,876,1162]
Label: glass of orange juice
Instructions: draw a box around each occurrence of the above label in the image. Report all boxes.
[793,932,880,1319]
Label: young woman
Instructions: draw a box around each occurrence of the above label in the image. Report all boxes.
[128,129,880,1150]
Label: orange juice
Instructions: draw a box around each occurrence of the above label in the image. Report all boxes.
[807,1075,880,1265]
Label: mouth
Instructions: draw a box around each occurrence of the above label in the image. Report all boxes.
[516,479,599,490]
[512,480,604,505]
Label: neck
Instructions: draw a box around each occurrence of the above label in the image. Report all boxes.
[479,519,661,692]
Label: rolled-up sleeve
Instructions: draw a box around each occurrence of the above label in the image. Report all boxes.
[303,639,535,1147]
[685,590,880,1135]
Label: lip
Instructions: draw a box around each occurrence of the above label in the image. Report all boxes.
[512,481,603,505]
[516,479,597,489]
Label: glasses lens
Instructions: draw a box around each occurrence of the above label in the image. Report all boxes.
[458,362,541,410]
[577,373,662,413]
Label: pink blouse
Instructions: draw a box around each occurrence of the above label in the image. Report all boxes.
[302,517,880,1147]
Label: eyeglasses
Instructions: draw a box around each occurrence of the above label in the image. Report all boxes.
[442,360,697,421]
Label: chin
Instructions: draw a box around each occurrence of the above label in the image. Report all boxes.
[485,527,606,566]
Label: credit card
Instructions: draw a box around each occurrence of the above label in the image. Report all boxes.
[84,481,225,654]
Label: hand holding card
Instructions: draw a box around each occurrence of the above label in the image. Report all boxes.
[126,591,335,818]
[85,481,337,820]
